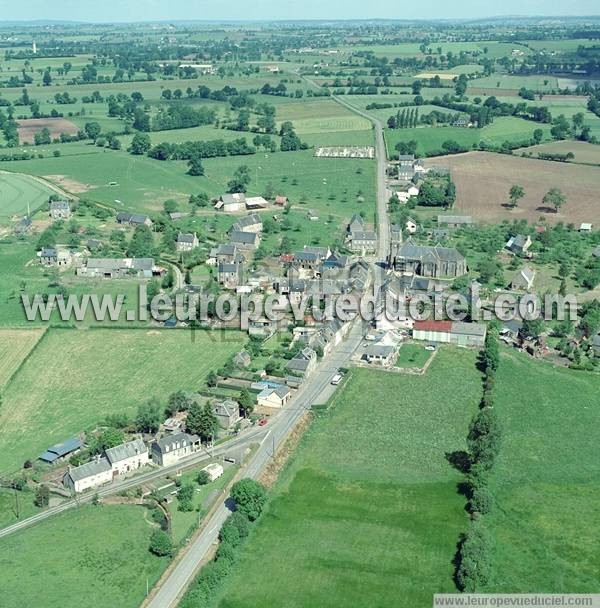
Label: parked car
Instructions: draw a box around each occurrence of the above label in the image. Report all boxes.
[425,344,436,351]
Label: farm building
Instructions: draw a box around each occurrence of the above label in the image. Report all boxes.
[116,212,153,227]
[390,240,467,278]
[63,457,112,493]
[49,200,71,221]
[77,258,161,279]
[39,436,82,464]
[315,146,375,159]
[176,233,199,252]
[214,193,246,212]
[412,320,487,347]
[438,215,473,228]
[579,223,593,233]
[104,438,149,476]
[151,432,201,467]
[231,214,263,234]
[245,196,269,210]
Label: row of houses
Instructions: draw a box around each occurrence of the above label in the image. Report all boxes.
[76,258,163,279]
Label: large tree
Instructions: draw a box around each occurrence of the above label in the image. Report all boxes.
[186,402,218,442]
[230,478,267,521]
[508,185,524,208]
[543,187,566,213]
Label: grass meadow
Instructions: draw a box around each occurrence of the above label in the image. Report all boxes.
[213,348,482,608]
[0,504,169,608]
[0,327,45,388]
[0,327,245,473]
[0,172,56,218]
[484,349,600,592]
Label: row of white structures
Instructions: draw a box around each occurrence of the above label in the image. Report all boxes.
[63,432,216,493]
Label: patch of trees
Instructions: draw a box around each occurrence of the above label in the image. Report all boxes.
[416,175,456,208]
[147,137,255,161]
[536,152,574,162]
[53,92,77,104]
[131,104,217,132]
[453,327,502,592]
[279,121,307,152]
[178,479,267,608]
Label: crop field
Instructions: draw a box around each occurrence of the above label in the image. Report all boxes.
[213,348,482,608]
[16,117,80,144]
[425,151,600,225]
[0,504,168,608]
[0,328,245,472]
[485,350,600,592]
[0,328,45,388]
[0,171,56,218]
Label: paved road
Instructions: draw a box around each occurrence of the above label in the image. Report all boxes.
[144,319,367,608]
[0,427,267,540]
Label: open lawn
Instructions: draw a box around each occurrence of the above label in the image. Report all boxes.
[213,348,482,608]
[425,151,600,225]
[485,350,600,592]
[395,342,432,369]
[0,328,45,388]
[0,504,169,608]
[0,171,56,218]
[0,327,245,473]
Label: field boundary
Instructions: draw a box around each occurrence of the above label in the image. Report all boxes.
[0,326,48,394]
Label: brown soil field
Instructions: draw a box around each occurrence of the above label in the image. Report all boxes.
[425,151,600,225]
[514,140,600,166]
[17,117,79,144]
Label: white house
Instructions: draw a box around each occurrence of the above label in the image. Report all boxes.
[63,457,113,493]
[405,218,417,234]
[49,200,71,221]
[579,223,593,233]
[151,432,201,466]
[104,438,149,476]
[202,462,224,481]
[257,386,292,408]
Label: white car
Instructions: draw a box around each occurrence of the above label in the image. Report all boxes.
[425,345,436,351]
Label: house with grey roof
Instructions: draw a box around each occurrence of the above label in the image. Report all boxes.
[151,432,201,467]
[349,230,377,254]
[348,214,365,235]
[231,213,263,234]
[63,457,112,493]
[213,399,241,430]
[229,230,260,250]
[506,234,532,256]
[176,232,199,252]
[14,216,32,235]
[104,438,149,476]
[49,200,71,221]
[391,239,466,278]
[218,260,244,289]
[363,344,396,366]
[285,347,317,378]
[257,385,292,409]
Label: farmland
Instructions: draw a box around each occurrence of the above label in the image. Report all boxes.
[0,504,168,608]
[425,152,600,225]
[486,350,600,592]
[0,171,57,218]
[0,328,245,472]
[16,117,80,144]
[213,348,482,608]
[0,328,45,388]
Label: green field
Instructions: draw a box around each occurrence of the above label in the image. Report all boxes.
[395,342,432,369]
[385,116,552,156]
[0,328,45,387]
[213,348,482,608]
[485,350,600,592]
[0,504,168,608]
[0,327,245,473]
[0,172,56,218]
